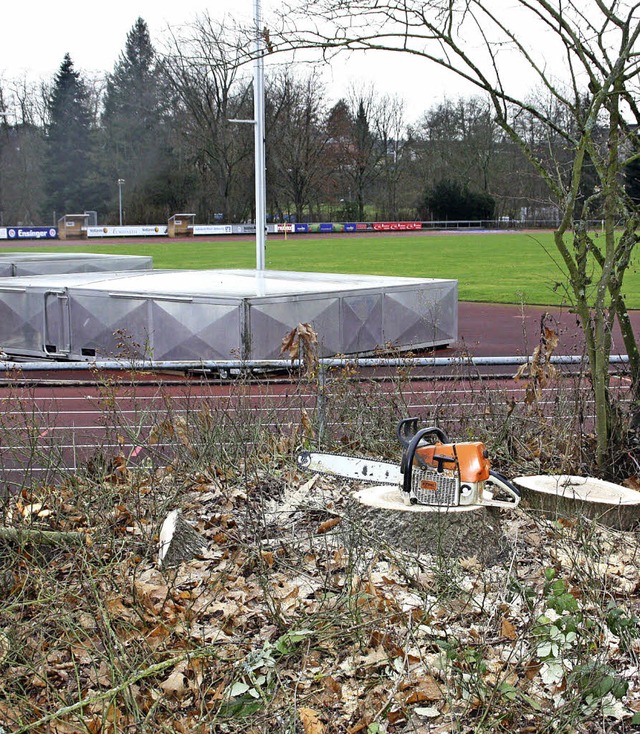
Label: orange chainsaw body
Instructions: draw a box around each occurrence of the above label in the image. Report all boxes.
[415,442,491,483]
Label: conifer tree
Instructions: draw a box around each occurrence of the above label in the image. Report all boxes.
[100,18,169,222]
[44,53,95,218]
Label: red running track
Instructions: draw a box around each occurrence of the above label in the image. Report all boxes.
[0,297,636,487]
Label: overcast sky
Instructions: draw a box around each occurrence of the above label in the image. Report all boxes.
[0,0,492,123]
[0,1,248,78]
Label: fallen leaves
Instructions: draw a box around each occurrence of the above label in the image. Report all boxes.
[298,707,325,734]
[500,617,519,641]
[317,516,342,534]
[401,675,443,704]
[1,452,640,734]
[160,660,191,698]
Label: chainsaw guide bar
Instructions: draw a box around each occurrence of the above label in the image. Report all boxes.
[296,418,520,509]
[297,451,401,485]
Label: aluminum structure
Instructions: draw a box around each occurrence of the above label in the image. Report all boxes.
[0,252,152,276]
[0,269,457,361]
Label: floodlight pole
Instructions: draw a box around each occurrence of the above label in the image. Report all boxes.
[117,179,125,226]
[254,0,266,271]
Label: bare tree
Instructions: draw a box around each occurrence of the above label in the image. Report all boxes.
[409,96,546,219]
[374,93,407,220]
[276,0,640,468]
[346,87,388,221]
[161,13,255,222]
[266,69,332,222]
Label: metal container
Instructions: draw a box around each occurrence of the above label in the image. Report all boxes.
[0,269,457,361]
[0,252,152,276]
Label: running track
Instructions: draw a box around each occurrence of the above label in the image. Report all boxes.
[0,235,637,485]
[0,298,634,488]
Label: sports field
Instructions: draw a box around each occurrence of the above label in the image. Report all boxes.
[33,230,640,307]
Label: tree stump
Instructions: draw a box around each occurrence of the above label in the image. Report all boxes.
[158,510,207,567]
[513,475,640,530]
[345,485,510,565]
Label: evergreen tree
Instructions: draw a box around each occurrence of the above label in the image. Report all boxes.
[625,156,640,208]
[44,53,95,218]
[421,179,495,220]
[352,100,378,221]
[100,18,170,222]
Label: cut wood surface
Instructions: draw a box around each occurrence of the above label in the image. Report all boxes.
[158,510,207,567]
[513,475,640,530]
[347,485,509,565]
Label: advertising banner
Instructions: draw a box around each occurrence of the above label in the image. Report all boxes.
[294,223,309,233]
[343,223,357,232]
[0,228,7,240]
[231,224,257,234]
[192,225,233,236]
[319,223,334,233]
[372,221,422,231]
[87,226,167,238]
[7,227,58,240]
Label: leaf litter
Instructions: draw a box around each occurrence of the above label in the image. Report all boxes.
[0,455,638,733]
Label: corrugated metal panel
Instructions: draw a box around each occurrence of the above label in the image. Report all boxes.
[0,253,152,276]
[0,269,457,360]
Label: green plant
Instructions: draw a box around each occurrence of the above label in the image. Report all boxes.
[221,630,313,718]
[532,569,635,724]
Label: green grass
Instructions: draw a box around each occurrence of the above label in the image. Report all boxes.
[22,230,640,307]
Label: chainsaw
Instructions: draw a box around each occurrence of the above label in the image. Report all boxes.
[297,417,520,509]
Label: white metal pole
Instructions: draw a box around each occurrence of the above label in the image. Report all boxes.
[254,0,266,271]
[118,179,124,226]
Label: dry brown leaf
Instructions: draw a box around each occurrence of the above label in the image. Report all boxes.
[347,718,372,734]
[84,715,102,734]
[386,706,407,725]
[513,362,529,381]
[358,645,389,669]
[500,617,518,641]
[281,322,319,374]
[298,707,325,734]
[261,551,275,567]
[556,516,577,528]
[403,675,443,703]
[160,660,190,698]
[317,517,342,534]
[134,578,170,615]
[88,660,113,688]
[622,476,640,490]
[458,556,482,573]
[146,624,171,650]
[524,659,542,681]
[48,720,86,733]
[324,675,342,697]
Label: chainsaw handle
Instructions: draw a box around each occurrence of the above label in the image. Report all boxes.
[400,427,450,497]
[481,470,521,508]
[396,418,449,448]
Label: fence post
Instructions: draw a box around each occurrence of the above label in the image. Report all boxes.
[317,364,327,446]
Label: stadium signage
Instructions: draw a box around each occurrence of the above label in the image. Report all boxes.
[87,226,168,238]
[192,225,233,236]
[6,227,58,239]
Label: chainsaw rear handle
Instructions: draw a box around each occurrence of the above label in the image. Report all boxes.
[482,470,521,508]
[397,417,449,449]
[400,426,452,498]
